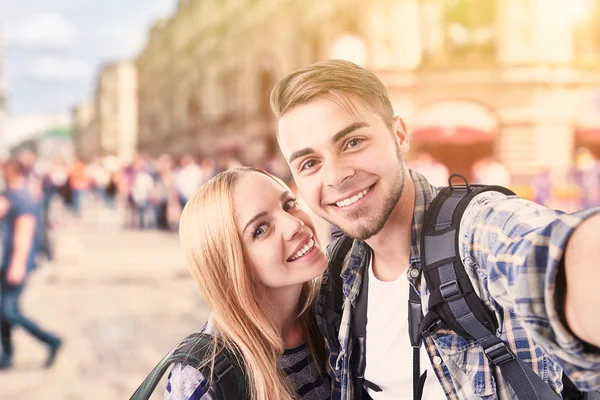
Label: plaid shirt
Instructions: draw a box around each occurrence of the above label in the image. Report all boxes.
[319,170,600,400]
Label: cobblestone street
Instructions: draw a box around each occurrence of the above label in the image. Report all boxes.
[0,204,209,400]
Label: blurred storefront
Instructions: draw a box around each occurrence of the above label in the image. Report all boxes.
[133,0,600,183]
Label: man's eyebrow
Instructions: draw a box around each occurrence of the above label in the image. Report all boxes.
[287,122,369,164]
[242,211,267,235]
[288,148,315,164]
[331,122,369,144]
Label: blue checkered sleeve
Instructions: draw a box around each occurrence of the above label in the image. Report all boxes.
[460,191,600,391]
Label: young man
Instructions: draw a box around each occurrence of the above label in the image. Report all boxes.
[0,159,62,369]
[270,60,600,399]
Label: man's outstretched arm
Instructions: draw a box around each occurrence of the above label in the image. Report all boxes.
[564,213,600,347]
[460,192,600,390]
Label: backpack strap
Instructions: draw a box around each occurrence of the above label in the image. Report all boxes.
[420,174,561,400]
[130,332,246,400]
[323,232,354,340]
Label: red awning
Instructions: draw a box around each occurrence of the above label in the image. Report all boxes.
[576,128,600,143]
[412,126,495,145]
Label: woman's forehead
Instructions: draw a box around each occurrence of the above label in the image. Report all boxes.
[233,172,288,220]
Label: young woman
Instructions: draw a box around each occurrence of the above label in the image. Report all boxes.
[167,167,331,400]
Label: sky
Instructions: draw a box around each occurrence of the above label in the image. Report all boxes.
[0,0,177,116]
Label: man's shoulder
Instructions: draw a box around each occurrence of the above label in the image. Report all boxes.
[460,187,518,217]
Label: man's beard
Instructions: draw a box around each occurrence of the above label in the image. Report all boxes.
[342,166,406,240]
[327,149,407,241]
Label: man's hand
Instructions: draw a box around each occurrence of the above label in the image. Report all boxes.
[6,262,26,286]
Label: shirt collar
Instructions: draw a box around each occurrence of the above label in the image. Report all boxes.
[340,170,439,302]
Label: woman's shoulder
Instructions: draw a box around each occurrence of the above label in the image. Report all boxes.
[164,363,213,400]
[165,324,216,400]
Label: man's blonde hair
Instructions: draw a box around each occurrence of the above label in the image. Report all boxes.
[270,59,394,129]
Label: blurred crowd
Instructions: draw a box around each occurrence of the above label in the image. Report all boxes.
[1,148,295,238]
[0,145,598,249]
[408,147,600,211]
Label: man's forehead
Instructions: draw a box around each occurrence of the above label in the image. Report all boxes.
[277,97,366,156]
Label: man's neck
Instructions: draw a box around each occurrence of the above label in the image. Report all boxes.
[8,177,25,191]
[365,172,416,282]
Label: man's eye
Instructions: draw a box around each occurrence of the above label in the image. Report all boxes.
[300,160,318,171]
[345,138,362,149]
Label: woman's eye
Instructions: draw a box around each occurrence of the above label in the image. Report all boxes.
[284,198,298,211]
[345,138,362,149]
[253,224,267,239]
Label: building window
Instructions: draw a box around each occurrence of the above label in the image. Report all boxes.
[421,0,497,67]
[187,94,202,135]
[572,0,600,66]
[220,70,238,121]
[258,70,274,117]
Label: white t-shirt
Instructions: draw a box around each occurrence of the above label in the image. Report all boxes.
[364,259,447,400]
[174,164,204,201]
[131,171,154,205]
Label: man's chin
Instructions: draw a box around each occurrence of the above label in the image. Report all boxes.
[334,221,379,241]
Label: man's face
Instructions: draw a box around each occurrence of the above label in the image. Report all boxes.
[2,164,18,184]
[277,96,409,240]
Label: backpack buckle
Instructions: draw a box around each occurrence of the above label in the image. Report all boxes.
[420,312,445,337]
[440,280,463,302]
[213,355,234,382]
[484,343,515,366]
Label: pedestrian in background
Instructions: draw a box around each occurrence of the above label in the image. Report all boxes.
[0,159,62,369]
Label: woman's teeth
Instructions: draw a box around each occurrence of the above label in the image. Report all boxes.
[336,187,370,207]
[290,239,315,261]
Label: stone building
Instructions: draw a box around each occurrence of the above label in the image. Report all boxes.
[73,102,97,160]
[74,62,138,161]
[135,0,600,182]
[0,28,7,157]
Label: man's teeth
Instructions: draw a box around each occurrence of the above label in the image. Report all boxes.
[335,188,370,207]
[290,239,315,261]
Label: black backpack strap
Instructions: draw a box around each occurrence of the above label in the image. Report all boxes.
[323,232,354,338]
[562,374,600,400]
[130,332,246,400]
[324,232,383,398]
[420,174,561,400]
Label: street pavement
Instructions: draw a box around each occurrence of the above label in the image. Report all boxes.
[0,202,209,400]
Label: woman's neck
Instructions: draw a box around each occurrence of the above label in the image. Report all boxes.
[263,284,305,349]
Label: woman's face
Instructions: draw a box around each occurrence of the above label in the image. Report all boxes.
[233,171,328,290]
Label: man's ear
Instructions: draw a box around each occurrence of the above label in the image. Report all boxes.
[393,116,410,154]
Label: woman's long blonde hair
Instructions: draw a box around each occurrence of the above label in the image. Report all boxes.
[179,167,323,400]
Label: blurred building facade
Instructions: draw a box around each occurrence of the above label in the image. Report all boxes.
[133,0,600,180]
[75,62,138,161]
[73,102,98,160]
[0,29,7,157]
